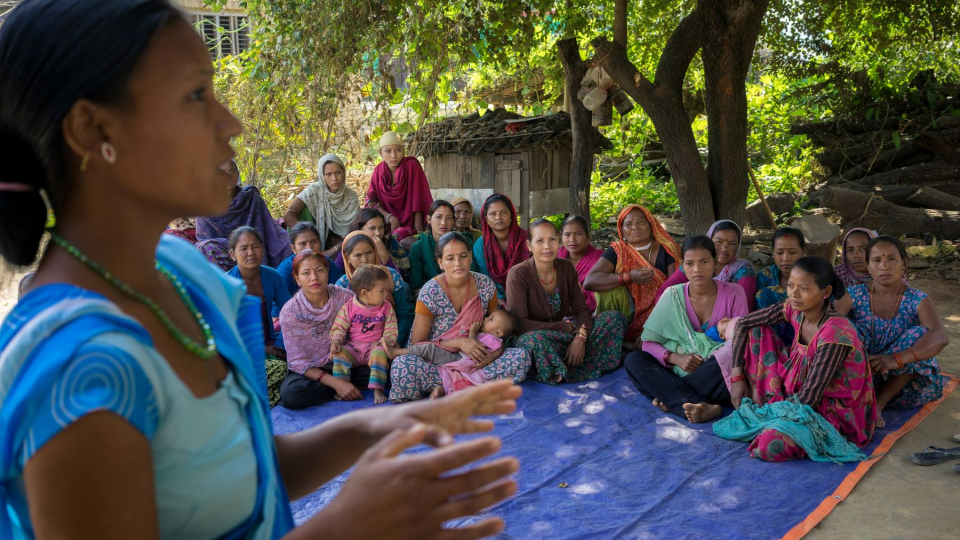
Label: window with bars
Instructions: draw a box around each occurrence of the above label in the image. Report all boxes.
[190,13,249,60]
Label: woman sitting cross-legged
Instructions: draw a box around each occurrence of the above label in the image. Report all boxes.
[278,250,360,409]
[335,231,414,346]
[655,219,757,310]
[506,219,625,384]
[722,257,877,461]
[623,235,748,423]
[409,200,456,292]
[584,204,679,350]
[844,235,948,428]
[557,214,604,313]
[276,221,344,296]
[390,232,532,402]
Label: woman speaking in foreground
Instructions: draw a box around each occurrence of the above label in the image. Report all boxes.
[0,1,520,538]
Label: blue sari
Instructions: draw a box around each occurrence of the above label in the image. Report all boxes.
[0,236,294,540]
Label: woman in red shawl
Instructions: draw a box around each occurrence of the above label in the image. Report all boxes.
[471,194,531,300]
[365,131,434,246]
[584,205,680,350]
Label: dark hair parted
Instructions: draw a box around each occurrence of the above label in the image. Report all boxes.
[291,248,329,277]
[228,226,263,251]
[351,208,387,233]
[350,264,390,296]
[0,0,182,265]
[710,220,741,240]
[528,218,557,236]
[288,221,320,245]
[681,234,717,259]
[792,256,846,300]
[481,193,514,218]
[343,233,375,257]
[427,200,455,217]
[561,214,591,237]
[866,235,909,265]
[434,231,472,259]
[772,227,806,250]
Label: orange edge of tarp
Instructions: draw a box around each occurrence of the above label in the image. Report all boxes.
[781,373,959,540]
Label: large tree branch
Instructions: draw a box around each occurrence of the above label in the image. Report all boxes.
[653,7,704,91]
[590,37,656,107]
[558,38,595,218]
[614,0,628,46]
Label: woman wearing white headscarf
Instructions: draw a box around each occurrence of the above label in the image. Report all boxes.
[284,153,361,259]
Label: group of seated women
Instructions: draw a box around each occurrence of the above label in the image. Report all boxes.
[166,131,949,463]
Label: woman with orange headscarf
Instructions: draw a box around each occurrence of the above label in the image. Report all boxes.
[584,205,680,350]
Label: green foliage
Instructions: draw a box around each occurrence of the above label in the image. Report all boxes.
[202,0,960,219]
[590,165,679,230]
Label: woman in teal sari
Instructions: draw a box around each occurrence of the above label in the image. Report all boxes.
[409,200,455,292]
[0,3,521,538]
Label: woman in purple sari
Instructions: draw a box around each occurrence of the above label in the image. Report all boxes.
[196,159,291,270]
[557,215,604,312]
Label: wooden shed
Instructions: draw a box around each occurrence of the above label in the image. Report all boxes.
[410,109,612,227]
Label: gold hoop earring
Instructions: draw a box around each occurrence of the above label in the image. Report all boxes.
[80,153,90,172]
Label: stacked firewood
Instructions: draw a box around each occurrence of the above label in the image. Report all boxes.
[802,84,960,239]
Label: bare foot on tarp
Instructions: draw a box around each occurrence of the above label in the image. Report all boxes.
[652,398,669,413]
[876,411,886,429]
[429,386,446,400]
[374,389,388,404]
[683,402,722,423]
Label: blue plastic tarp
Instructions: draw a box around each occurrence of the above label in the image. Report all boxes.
[271,368,922,539]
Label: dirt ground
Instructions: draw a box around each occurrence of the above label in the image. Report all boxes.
[1,266,958,539]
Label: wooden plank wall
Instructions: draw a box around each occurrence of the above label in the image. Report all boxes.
[423,145,571,224]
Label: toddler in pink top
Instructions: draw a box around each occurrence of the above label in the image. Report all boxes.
[330,265,398,404]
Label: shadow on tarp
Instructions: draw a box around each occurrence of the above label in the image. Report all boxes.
[270,369,957,540]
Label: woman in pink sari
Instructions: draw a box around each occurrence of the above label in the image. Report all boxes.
[389,232,531,401]
[726,256,877,461]
[557,214,603,312]
[366,131,434,244]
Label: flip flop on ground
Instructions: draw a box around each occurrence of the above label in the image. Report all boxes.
[910,446,960,466]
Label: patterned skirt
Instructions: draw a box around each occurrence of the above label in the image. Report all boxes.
[388,347,531,402]
[516,311,626,384]
[873,325,943,409]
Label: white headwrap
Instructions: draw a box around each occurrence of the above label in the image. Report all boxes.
[297,154,359,247]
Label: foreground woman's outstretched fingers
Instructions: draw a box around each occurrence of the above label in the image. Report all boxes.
[313,424,518,539]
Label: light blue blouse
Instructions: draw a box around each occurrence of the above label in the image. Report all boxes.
[0,236,293,540]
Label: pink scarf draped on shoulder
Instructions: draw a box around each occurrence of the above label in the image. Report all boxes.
[421,277,490,394]
[558,244,603,311]
[365,156,434,229]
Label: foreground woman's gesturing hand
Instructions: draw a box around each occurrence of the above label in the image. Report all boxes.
[308,381,523,540]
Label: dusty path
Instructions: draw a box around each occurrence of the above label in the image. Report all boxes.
[1,266,958,539]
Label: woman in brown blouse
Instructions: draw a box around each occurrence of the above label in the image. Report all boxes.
[506,219,625,384]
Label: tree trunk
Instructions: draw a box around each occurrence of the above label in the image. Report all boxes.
[701,0,770,226]
[558,38,594,219]
[592,8,717,234]
[819,186,960,238]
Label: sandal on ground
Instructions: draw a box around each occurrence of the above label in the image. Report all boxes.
[953,464,960,474]
[953,434,960,444]
[910,446,960,466]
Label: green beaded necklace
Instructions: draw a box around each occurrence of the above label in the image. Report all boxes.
[48,230,218,360]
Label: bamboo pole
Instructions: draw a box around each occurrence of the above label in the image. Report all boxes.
[748,167,778,229]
